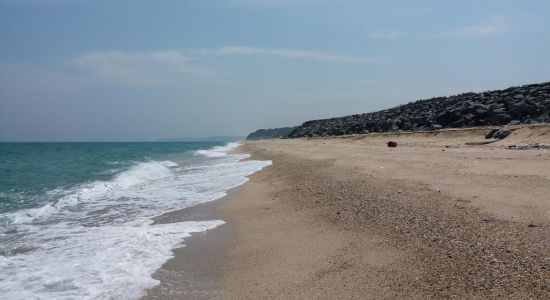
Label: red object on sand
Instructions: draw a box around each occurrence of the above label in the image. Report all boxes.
[387,141,397,147]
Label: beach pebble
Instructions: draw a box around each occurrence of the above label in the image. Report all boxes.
[387,141,397,147]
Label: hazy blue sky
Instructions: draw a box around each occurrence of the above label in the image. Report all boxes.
[1,0,549,141]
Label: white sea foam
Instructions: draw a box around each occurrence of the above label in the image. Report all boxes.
[10,160,179,224]
[0,142,271,300]
[0,220,224,300]
[194,142,241,157]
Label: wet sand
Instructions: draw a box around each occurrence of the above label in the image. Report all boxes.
[141,199,229,300]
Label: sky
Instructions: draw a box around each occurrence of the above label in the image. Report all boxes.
[0,0,549,141]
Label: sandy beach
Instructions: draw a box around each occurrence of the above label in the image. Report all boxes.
[145,124,550,299]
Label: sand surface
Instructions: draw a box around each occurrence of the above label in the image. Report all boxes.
[146,124,550,299]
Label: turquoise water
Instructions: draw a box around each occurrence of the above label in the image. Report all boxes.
[0,142,223,213]
[0,141,271,300]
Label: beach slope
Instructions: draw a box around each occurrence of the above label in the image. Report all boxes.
[217,125,550,299]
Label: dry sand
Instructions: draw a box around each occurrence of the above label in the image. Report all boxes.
[145,124,550,299]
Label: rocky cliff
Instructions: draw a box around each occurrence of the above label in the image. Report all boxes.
[287,82,550,138]
[246,127,297,140]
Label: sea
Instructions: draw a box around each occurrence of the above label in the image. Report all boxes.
[0,142,271,300]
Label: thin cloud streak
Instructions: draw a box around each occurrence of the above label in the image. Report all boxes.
[443,16,512,39]
[74,50,195,87]
[71,47,375,87]
[366,16,514,41]
[199,46,378,63]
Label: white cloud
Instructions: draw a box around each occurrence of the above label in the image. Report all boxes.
[445,16,512,39]
[67,47,377,87]
[199,46,378,63]
[74,50,195,87]
[366,15,516,41]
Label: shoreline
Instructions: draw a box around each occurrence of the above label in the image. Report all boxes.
[141,185,245,300]
[144,126,550,299]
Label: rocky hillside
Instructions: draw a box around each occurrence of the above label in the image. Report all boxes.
[246,127,296,140]
[287,82,550,138]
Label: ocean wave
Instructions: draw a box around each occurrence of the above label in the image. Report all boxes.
[0,220,224,300]
[0,142,271,299]
[194,142,240,157]
[8,160,179,224]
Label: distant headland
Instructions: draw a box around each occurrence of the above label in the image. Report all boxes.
[247,81,550,139]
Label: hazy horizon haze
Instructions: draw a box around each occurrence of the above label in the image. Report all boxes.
[1,0,549,141]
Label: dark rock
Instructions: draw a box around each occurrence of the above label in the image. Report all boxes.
[270,81,550,139]
[493,129,512,139]
[487,113,512,125]
[247,127,297,140]
[535,113,549,123]
[475,108,488,115]
[464,113,475,120]
[509,101,538,117]
[387,141,397,147]
[485,128,499,139]
[435,109,459,125]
